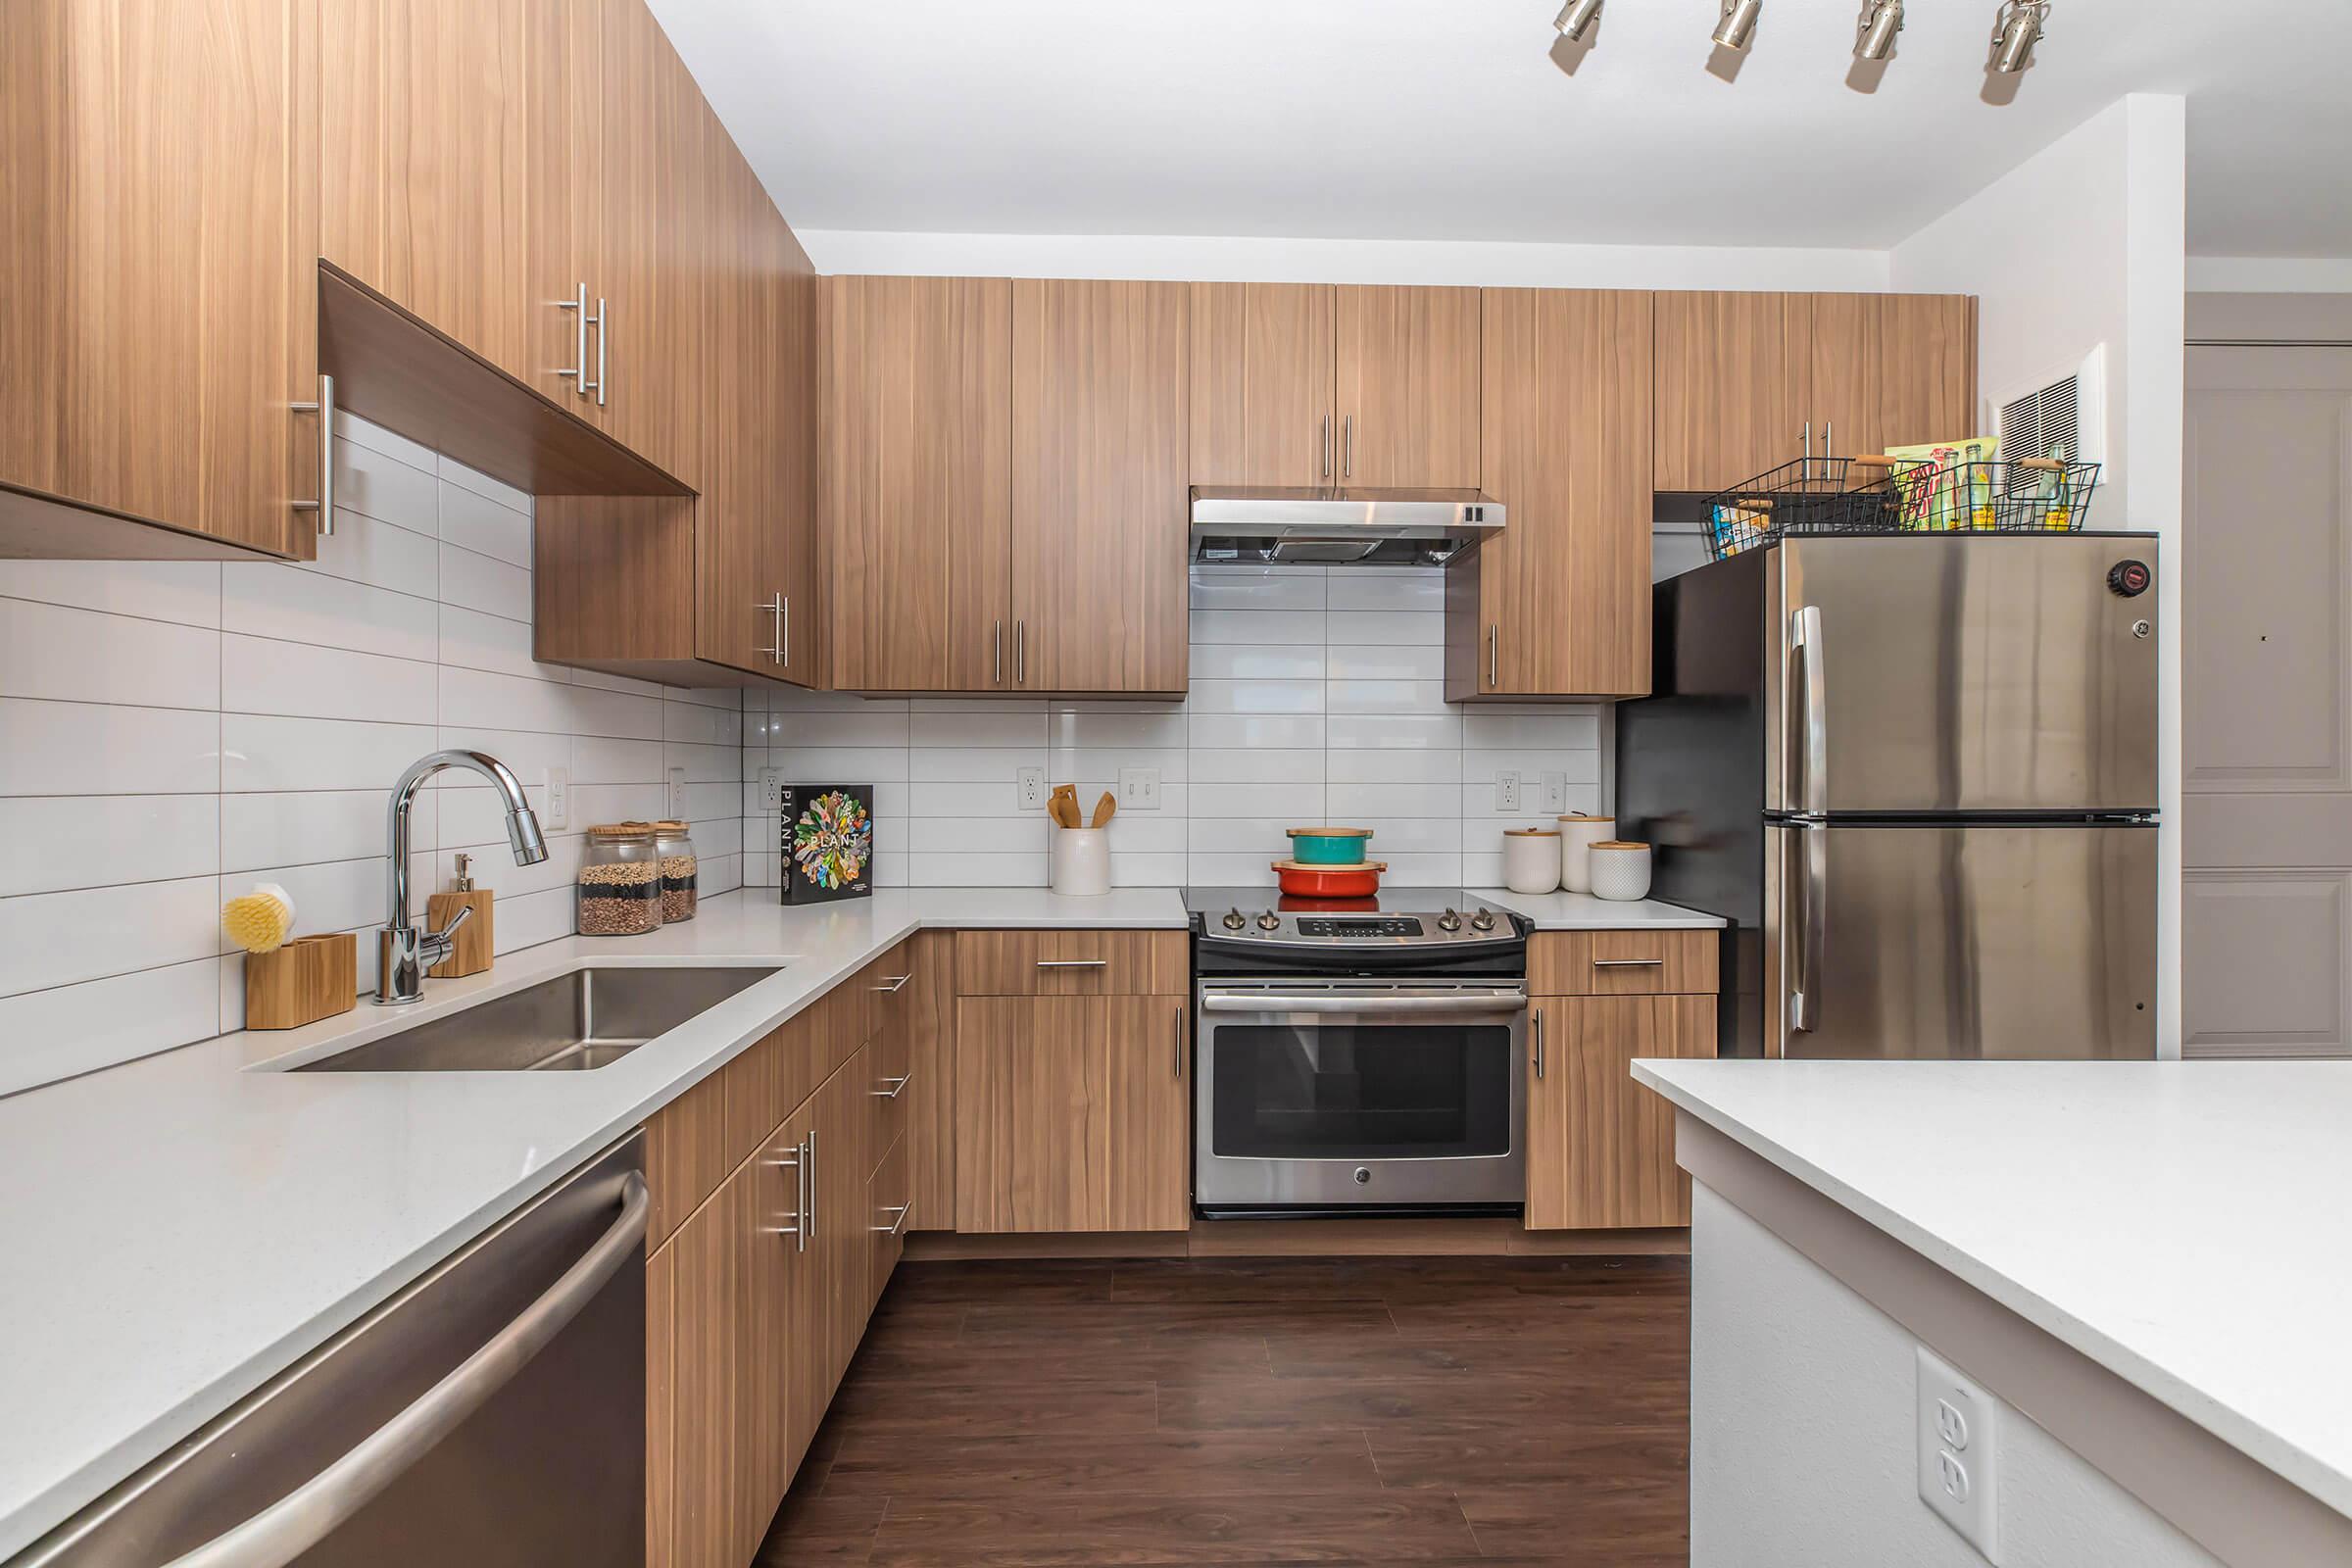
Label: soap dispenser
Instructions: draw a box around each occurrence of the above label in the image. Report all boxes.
[425,853,496,978]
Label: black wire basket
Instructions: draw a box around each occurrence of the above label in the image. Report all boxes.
[1702,456,2101,561]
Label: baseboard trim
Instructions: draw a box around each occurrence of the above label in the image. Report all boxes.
[903,1217,1689,1261]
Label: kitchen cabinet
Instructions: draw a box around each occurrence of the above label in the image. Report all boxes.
[1334,284,1483,488]
[1527,994,1717,1229]
[0,0,319,561]
[664,1156,746,1568]
[822,275,1012,692]
[1189,282,1339,487]
[955,992,1191,1233]
[1808,292,1979,460]
[906,930,959,1232]
[1009,278,1192,695]
[1447,288,1654,701]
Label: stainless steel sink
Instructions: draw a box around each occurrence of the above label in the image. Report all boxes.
[296,965,779,1072]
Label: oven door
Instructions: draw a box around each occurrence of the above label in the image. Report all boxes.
[1195,981,1527,1212]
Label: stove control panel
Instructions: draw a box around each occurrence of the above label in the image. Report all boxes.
[1295,916,1423,938]
[1195,906,1522,949]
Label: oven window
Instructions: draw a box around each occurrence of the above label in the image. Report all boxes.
[1208,1022,1514,1160]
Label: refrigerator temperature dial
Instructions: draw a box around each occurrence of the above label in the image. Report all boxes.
[2107,560,2151,597]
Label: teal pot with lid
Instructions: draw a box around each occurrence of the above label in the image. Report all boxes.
[1285,827,1372,865]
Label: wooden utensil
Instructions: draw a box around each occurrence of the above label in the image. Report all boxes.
[1090,791,1116,828]
[1048,784,1081,829]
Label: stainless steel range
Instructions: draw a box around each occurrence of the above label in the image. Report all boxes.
[1188,887,1531,1218]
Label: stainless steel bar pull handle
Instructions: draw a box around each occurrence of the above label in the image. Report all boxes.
[1592,957,1664,968]
[871,1201,913,1237]
[1015,619,1026,685]
[871,974,911,995]
[1036,958,1108,969]
[1802,419,1812,461]
[1791,605,1828,815]
[590,295,608,407]
[779,596,790,667]
[1172,1004,1184,1080]
[993,620,1003,685]
[806,1129,817,1245]
[159,1173,648,1568]
[1488,624,1498,689]
[557,283,588,394]
[1824,420,1834,459]
[1320,414,1332,478]
[1533,1005,1545,1080]
[871,1074,911,1100]
[758,594,785,662]
[1789,822,1826,1034]
[1343,414,1354,478]
[765,1146,804,1238]
[289,373,335,536]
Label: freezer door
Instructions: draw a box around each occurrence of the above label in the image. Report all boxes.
[1766,536,2159,813]
[1765,821,2157,1059]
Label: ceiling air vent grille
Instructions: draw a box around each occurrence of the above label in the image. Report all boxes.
[2000,375,2080,488]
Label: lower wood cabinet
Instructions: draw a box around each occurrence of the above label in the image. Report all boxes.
[954,994,1190,1233]
[1526,993,1717,1230]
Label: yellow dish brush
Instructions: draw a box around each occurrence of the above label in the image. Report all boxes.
[222,883,298,955]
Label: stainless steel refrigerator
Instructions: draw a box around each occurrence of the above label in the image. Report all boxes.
[1616,534,2160,1060]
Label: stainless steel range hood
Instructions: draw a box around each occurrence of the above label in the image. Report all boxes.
[1190,487,1504,566]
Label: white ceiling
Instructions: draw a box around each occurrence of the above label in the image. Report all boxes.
[649,0,2352,259]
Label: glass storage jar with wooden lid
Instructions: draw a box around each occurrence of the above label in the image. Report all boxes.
[652,819,699,923]
[578,823,662,936]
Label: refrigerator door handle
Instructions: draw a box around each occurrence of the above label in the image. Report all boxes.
[1790,604,1829,816]
[1788,820,1826,1035]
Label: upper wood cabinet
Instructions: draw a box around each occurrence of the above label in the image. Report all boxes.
[1334,284,1482,488]
[1,0,318,561]
[1652,291,1813,492]
[1188,282,1338,487]
[1808,293,1979,460]
[1526,993,1717,1230]
[822,275,1012,693]
[319,0,590,405]
[1009,279,1191,695]
[1448,288,1653,701]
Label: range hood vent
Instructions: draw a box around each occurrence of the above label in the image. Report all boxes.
[1190,487,1504,568]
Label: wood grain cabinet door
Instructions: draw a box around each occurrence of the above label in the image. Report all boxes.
[1809,292,1978,459]
[1189,281,1337,488]
[1525,995,1716,1230]
[1651,291,1813,492]
[693,132,773,678]
[666,1159,744,1568]
[2,0,316,558]
[825,275,1012,692]
[1010,278,1191,695]
[1453,288,1653,701]
[1334,285,1481,488]
[1102,996,1192,1232]
[319,0,590,403]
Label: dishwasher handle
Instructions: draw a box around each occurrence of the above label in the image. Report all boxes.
[162,1172,650,1568]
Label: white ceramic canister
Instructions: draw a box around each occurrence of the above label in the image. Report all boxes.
[1502,828,1562,895]
[1558,814,1615,894]
[1588,840,1653,902]
[1050,826,1111,896]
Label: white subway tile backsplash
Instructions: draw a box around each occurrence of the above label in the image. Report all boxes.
[1186,678,1325,715]
[0,416,742,1093]
[1184,644,1327,681]
[1325,609,1446,646]
[1327,713,1460,751]
[1187,713,1327,750]
[1325,644,1446,680]
[1188,609,1327,646]
[1325,572,1445,612]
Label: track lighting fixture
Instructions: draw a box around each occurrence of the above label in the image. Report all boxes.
[1712,0,1762,50]
[1855,0,1904,61]
[1553,0,1604,44]
[1988,0,2049,73]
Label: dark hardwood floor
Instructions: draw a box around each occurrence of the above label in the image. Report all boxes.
[756,1253,1690,1566]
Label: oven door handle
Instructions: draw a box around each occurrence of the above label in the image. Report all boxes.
[1197,988,1528,1016]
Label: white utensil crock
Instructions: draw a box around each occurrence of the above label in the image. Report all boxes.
[1050,827,1111,896]
[1502,830,1562,895]
[1588,840,1653,903]
[1558,815,1614,893]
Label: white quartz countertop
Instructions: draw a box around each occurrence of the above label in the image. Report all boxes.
[1471,888,1726,930]
[1633,1057,2352,1523]
[0,886,1185,1560]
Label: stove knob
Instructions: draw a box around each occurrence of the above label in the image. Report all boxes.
[1255,911,1282,932]
[1471,906,1496,932]
[1437,907,1463,933]
[1221,906,1247,932]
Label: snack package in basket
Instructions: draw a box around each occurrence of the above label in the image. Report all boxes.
[1886,436,1998,531]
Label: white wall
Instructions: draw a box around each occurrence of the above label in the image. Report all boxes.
[0,414,744,1096]
[1690,1185,2223,1568]
[797,230,1889,291]
[1890,93,2187,1056]
[742,565,1603,893]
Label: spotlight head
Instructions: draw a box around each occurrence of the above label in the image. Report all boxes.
[1988,0,2048,74]
[1713,0,1762,50]
[1554,0,1604,43]
[1855,0,1904,61]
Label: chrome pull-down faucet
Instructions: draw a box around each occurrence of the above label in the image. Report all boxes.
[376,750,549,1004]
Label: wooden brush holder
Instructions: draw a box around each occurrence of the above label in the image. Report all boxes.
[245,934,359,1030]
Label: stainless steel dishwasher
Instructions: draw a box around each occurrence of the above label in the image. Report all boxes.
[17,1137,647,1568]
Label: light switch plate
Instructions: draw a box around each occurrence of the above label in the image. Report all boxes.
[1118,766,1161,810]
[1918,1346,2001,1562]
[1016,766,1048,809]
[759,768,784,811]
[666,766,688,819]
[544,767,569,831]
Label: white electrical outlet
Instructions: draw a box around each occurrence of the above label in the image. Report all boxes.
[1117,766,1160,810]
[543,766,569,831]
[1918,1346,2002,1562]
[1016,766,1048,809]
[666,766,688,818]
[1543,770,1569,813]
[1496,770,1523,813]
[759,768,784,811]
